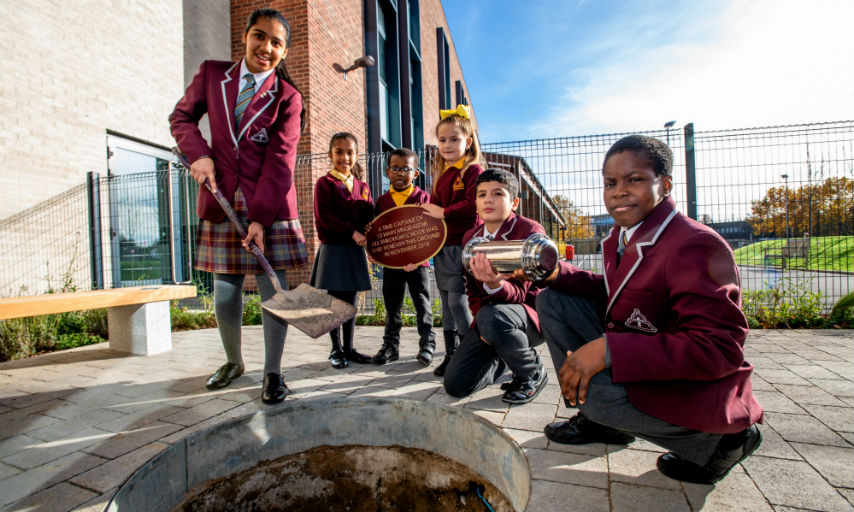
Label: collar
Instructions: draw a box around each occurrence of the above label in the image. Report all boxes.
[620,222,643,244]
[480,213,517,240]
[239,59,276,90]
[328,170,354,192]
[389,184,414,206]
[444,157,466,171]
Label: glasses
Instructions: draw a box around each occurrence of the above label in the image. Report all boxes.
[387,166,418,174]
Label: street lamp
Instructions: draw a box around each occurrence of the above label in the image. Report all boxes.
[781,174,790,239]
[664,120,676,146]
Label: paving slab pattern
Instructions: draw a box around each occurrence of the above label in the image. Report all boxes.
[0,327,851,511]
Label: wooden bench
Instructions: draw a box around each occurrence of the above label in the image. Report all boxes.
[763,238,810,269]
[0,285,197,355]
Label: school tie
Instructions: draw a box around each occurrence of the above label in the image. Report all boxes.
[234,74,256,130]
[617,230,628,263]
[485,234,494,241]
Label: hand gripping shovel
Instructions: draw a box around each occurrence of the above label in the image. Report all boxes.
[173,148,356,338]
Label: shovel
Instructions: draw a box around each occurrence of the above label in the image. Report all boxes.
[172,148,356,338]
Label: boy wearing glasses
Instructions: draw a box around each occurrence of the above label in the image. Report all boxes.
[371,148,437,366]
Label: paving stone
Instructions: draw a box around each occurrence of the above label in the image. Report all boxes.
[754,424,802,460]
[757,368,812,386]
[85,421,183,459]
[1,427,111,469]
[817,361,854,380]
[785,364,841,380]
[753,389,807,414]
[0,460,20,480]
[789,442,854,488]
[159,397,239,427]
[744,456,854,512]
[774,383,849,407]
[502,402,556,432]
[764,412,850,447]
[811,378,854,398]
[609,481,690,511]
[608,447,682,490]
[95,403,187,433]
[473,409,505,425]
[749,375,777,392]
[4,481,97,512]
[766,352,811,365]
[0,433,38,459]
[683,471,774,511]
[70,442,167,494]
[526,479,609,512]
[799,403,854,432]
[0,451,105,508]
[840,488,854,508]
[27,408,126,442]
[524,447,608,489]
[503,428,548,450]
[0,399,65,437]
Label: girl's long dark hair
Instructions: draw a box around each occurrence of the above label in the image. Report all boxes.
[245,8,306,131]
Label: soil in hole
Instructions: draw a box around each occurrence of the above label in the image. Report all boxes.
[176,444,516,511]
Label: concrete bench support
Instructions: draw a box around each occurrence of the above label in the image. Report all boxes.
[107,300,173,355]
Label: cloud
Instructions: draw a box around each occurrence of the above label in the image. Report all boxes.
[532,0,854,137]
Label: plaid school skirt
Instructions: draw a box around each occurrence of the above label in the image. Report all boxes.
[194,188,308,274]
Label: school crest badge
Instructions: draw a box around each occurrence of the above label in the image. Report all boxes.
[452,175,465,191]
[250,128,269,144]
[361,188,369,200]
[625,308,657,333]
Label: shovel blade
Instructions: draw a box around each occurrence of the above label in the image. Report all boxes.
[261,283,357,338]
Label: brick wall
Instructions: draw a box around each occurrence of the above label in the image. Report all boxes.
[0,1,185,220]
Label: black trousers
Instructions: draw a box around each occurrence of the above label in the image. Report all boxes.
[443,304,543,398]
[382,267,436,350]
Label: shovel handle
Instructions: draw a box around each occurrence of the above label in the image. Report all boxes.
[173,148,284,294]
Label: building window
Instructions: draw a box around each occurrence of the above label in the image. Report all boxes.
[436,27,450,109]
[365,0,425,193]
[455,80,468,107]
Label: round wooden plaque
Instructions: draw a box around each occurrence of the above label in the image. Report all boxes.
[367,205,447,268]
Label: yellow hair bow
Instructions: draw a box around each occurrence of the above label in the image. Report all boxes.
[440,104,470,120]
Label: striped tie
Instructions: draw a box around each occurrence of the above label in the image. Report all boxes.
[617,230,628,263]
[234,73,256,130]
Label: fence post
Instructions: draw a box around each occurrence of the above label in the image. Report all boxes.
[683,123,697,220]
[87,172,104,290]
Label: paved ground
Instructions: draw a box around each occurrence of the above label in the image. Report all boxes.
[0,327,851,511]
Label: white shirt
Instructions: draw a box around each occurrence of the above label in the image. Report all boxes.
[239,59,276,95]
[481,226,504,294]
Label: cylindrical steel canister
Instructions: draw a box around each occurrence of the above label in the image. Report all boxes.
[462,233,559,281]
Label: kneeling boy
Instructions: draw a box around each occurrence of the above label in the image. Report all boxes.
[538,135,763,484]
[443,169,548,404]
[371,148,436,366]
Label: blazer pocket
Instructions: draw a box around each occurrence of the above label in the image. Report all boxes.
[611,289,661,334]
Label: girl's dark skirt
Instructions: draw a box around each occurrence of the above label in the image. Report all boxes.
[194,188,308,274]
[433,245,466,293]
[310,244,371,291]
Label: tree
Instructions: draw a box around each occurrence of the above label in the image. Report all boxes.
[550,194,595,240]
[747,177,853,237]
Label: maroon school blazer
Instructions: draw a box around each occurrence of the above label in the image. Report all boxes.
[549,196,763,433]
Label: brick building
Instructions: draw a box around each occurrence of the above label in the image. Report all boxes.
[0,0,475,292]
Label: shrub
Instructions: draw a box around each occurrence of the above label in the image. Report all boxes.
[742,277,827,328]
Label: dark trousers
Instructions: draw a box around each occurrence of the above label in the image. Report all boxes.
[443,304,543,398]
[536,288,723,465]
[382,267,436,350]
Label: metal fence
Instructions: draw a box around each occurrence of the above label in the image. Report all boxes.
[1,121,851,315]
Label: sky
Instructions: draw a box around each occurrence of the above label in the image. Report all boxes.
[442,0,854,143]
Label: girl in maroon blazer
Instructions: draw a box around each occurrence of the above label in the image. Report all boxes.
[421,105,484,377]
[169,8,306,405]
[310,132,374,369]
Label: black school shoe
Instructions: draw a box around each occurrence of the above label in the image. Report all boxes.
[656,424,762,485]
[261,373,289,404]
[544,412,636,445]
[371,344,399,365]
[205,362,244,390]
[416,346,434,366]
[502,370,548,404]
[329,350,349,369]
[343,350,372,364]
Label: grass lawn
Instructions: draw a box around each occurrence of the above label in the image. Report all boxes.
[733,236,853,272]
